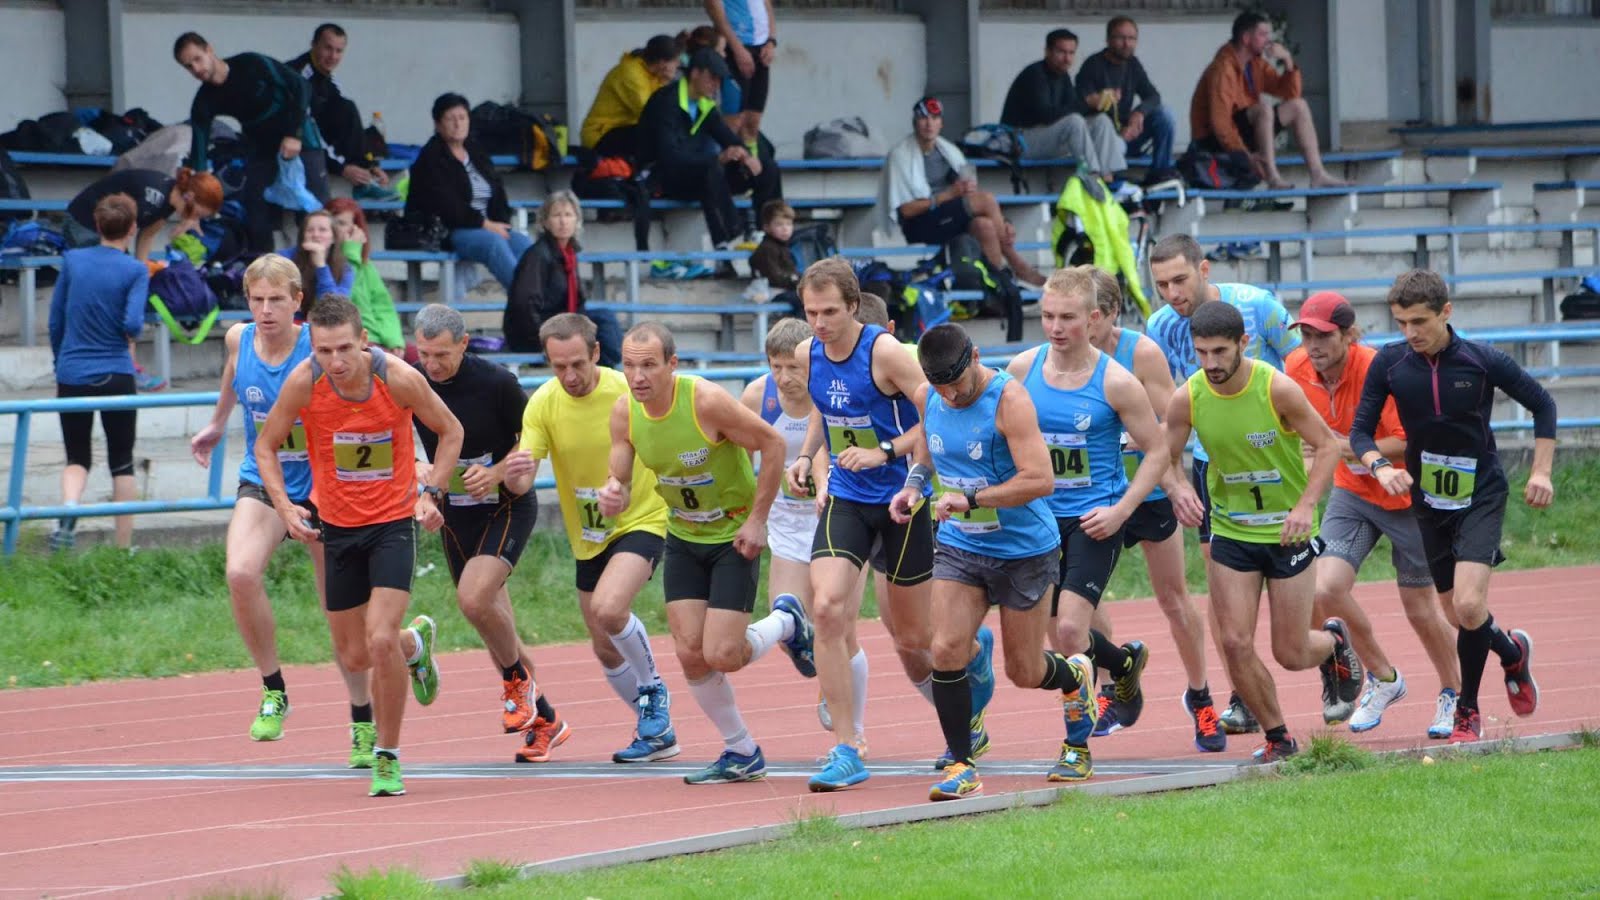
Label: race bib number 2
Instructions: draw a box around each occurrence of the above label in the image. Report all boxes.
[1420,451,1477,510]
[333,431,395,482]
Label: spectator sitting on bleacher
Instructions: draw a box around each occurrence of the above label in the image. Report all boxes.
[1077,16,1179,185]
[173,32,329,253]
[64,167,223,260]
[878,97,1018,280]
[1000,28,1124,183]
[581,34,683,159]
[749,199,801,311]
[276,209,351,310]
[326,198,405,352]
[637,48,781,252]
[405,92,532,293]
[706,0,779,154]
[286,22,394,200]
[504,191,623,366]
[1190,11,1348,189]
[47,194,150,552]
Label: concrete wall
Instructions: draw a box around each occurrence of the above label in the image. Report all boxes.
[1,2,68,128]
[1335,0,1390,122]
[1490,22,1600,122]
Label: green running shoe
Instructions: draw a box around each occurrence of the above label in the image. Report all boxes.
[249,688,289,741]
[348,721,376,769]
[408,615,439,706]
[369,755,405,797]
[1047,742,1093,782]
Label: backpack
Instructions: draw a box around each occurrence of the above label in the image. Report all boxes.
[470,102,564,172]
[803,117,885,159]
[959,123,1028,194]
[0,147,30,223]
[942,233,1023,342]
[1177,147,1261,190]
[148,259,221,344]
[0,220,66,257]
[789,223,838,271]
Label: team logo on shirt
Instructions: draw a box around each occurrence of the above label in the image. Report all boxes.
[1246,429,1278,449]
[678,448,710,467]
[1074,412,1092,432]
[929,434,944,455]
[245,386,264,404]
[967,441,984,460]
[826,378,850,410]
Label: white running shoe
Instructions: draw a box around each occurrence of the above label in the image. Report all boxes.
[1427,688,1458,740]
[1348,669,1407,733]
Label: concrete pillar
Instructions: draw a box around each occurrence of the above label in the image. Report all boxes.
[492,0,578,124]
[1260,0,1338,149]
[63,0,123,111]
[897,0,980,136]
[1453,0,1492,123]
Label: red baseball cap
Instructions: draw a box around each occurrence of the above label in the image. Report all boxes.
[1291,291,1356,333]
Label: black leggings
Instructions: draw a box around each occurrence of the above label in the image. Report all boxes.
[58,374,137,476]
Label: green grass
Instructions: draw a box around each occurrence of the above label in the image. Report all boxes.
[319,746,1600,898]
[3,457,1598,688]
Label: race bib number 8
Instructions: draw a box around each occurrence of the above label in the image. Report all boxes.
[1420,451,1477,510]
[574,485,613,544]
[333,431,395,482]
[935,475,999,533]
[825,414,880,454]
[658,473,725,524]
[1043,432,1092,490]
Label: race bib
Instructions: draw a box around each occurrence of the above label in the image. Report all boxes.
[780,469,816,509]
[448,452,495,506]
[252,410,308,463]
[1220,468,1290,526]
[1042,431,1092,490]
[825,414,880,455]
[658,473,725,524]
[573,485,613,544]
[1420,451,1477,510]
[1120,431,1141,482]
[333,430,394,482]
[935,474,999,534]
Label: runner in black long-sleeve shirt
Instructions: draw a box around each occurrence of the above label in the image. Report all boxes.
[174,32,327,252]
[1349,269,1553,744]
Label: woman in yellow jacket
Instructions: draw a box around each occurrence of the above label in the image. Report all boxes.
[581,34,682,158]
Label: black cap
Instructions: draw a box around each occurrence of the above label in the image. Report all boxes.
[687,47,730,80]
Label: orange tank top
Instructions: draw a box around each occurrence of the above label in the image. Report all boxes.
[303,347,417,528]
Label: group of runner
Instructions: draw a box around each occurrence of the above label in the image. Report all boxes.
[196,242,1553,800]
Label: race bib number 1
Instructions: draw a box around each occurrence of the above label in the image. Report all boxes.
[574,485,613,544]
[333,431,395,482]
[1420,451,1477,510]
[252,411,308,463]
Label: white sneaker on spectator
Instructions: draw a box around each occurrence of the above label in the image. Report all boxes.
[1348,669,1407,733]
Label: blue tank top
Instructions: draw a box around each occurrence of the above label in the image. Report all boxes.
[1024,347,1129,518]
[235,323,313,501]
[1111,327,1165,502]
[809,324,920,504]
[926,371,1058,559]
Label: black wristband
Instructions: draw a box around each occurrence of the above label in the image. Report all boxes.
[964,486,980,509]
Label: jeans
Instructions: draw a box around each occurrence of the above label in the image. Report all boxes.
[587,305,623,368]
[1126,104,1176,174]
[448,227,534,292]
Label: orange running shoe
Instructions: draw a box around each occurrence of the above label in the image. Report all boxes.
[515,715,572,763]
[502,674,537,733]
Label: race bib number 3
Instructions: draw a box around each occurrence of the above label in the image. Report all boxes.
[1043,432,1092,490]
[935,475,999,533]
[253,411,308,463]
[574,486,613,544]
[333,431,395,482]
[825,414,880,454]
[448,452,495,506]
[658,473,725,524]
[1420,451,1477,510]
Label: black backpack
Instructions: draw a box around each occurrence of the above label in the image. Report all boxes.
[789,223,838,271]
[959,123,1028,194]
[1177,147,1261,190]
[470,102,563,171]
[943,234,1023,342]
[0,147,30,223]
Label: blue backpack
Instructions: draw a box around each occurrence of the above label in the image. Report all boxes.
[148,259,221,344]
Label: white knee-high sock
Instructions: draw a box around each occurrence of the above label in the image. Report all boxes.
[609,614,662,691]
[850,648,869,737]
[914,673,935,705]
[744,608,796,663]
[602,662,637,706]
[687,672,757,755]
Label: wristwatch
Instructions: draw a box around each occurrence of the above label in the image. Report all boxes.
[1368,457,1393,476]
[964,486,981,510]
[421,484,447,502]
[879,440,898,463]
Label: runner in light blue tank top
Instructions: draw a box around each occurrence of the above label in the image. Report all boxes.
[808,323,920,504]
[1112,327,1166,502]
[925,371,1058,559]
[235,322,313,500]
[1024,347,1128,518]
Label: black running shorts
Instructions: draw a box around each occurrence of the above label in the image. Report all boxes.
[662,533,759,613]
[574,529,665,594]
[1051,515,1124,613]
[1121,496,1179,548]
[321,517,417,611]
[1413,485,1508,594]
[1209,534,1322,580]
[440,494,536,583]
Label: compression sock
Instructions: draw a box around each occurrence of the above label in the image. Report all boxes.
[1457,623,1493,712]
[931,669,973,765]
[1037,652,1084,693]
[350,703,373,724]
[262,670,286,695]
[687,673,756,756]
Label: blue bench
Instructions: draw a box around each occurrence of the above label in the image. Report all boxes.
[1533,180,1600,222]
[0,198,69,214]
[1424,145,1600,183]
[1152,181,1503,242]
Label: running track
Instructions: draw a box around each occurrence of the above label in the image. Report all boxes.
[3,566,1596,898]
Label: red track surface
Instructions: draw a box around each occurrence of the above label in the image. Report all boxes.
[2,566,1596,898]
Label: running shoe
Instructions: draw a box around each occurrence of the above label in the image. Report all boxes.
[808,743,870,792]
[1319,617,1363,724]
[969,625,996,719]
[1219,692,1260,734]
[772,594,817,678]
[929,761,982,801]
[635,682,673,741]
[1428,688,1459,740]
[407,615,439,706]
[1061,654,1098,748]
[348,721,376,769]
[249,688,289,741]
[516,715,572,763]
[501,673,537,733]
[1047,742,1093,782]
[1449,707,1482,744]
[47,528,75,552]
[369,756,404,797]
[1092,688,1121,738]
[1349,669,1408,734]
[1503,629,1538,717]
[684,747,767,784]
[1251,735,1300,763]
[934,710,992,770]
[1110,640,1149,728]
[1183,690,1226,753]
[612,729,681,763]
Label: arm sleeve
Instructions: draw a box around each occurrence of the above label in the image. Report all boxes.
[1075,57,1107,104]
[1489,347,1559,439]
[123,264,151,339]
[411,147,486,229]
[1349,349,1393,459]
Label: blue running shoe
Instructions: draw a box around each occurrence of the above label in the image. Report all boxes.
[929,761,982,801]
[1062,654,1098,747]
[635,682,672,741]
[934,710,992,770]
[684,747,767,784]
[808,743,870,792]
[612,729,682,763]
[772,594,817,678]
[968,625,996,718]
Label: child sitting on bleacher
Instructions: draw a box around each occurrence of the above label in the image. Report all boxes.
[748,199,801,317]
